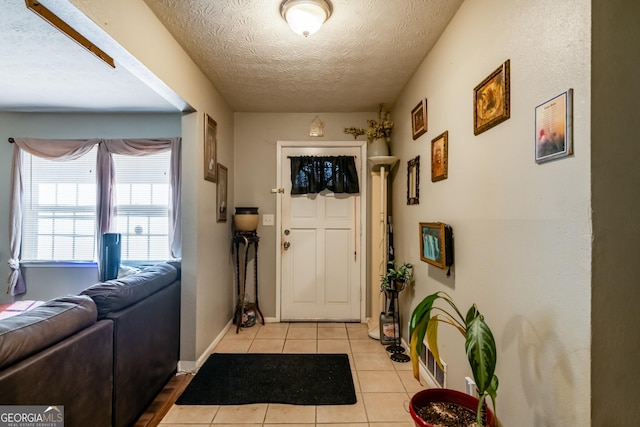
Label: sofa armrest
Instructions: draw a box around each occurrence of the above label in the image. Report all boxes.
[0,319,114,427]
[0,295,97,370]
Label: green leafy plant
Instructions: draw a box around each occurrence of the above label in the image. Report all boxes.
[409,291,498,426]
[380,260,413,292]
[344,104,394,141]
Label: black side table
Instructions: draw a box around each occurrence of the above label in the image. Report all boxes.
[232,231,264,333]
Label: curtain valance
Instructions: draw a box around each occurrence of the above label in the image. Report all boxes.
[289,155,360,195]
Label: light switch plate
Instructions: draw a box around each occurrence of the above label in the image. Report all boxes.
[262,214,274,226]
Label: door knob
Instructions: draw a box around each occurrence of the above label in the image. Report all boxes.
[283,241,291,250]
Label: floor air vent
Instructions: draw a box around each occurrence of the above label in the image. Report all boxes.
[420,342,447,388]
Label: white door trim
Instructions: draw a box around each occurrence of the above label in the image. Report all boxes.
[275,140,367,323]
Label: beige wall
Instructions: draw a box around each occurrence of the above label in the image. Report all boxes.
[234,112,376,317]
[390,0,591,425]
[71,0,235,364]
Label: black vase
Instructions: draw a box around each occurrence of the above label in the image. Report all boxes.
[235,207,259,215]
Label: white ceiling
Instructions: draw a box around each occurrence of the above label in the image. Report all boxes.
[0,0,463,113]
[0,0,186,113]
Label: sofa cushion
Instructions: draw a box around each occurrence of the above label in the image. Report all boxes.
[81,263,178,319]
[0,295,97,370]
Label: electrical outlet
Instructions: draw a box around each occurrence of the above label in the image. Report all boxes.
[262,214,274,226]
[465,376,478,398]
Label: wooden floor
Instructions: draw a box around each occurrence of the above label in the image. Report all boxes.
[133,373,193,427]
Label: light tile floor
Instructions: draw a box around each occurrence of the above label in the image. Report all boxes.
[160,322,427,427]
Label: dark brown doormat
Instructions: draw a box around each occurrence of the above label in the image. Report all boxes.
[176,353,357,405]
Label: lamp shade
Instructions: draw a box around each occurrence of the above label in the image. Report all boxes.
[281,0,332,37]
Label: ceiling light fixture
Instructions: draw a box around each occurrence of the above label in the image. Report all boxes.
[280,0,332,37]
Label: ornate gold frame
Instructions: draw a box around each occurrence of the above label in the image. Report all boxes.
[431,131,448,182]
[473,59,510,135]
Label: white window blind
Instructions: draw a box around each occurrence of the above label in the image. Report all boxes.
[113,151,171,263]
[22,148,172,263]
[22,147,98,261]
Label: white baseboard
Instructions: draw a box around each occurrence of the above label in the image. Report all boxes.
[177,319,233,374]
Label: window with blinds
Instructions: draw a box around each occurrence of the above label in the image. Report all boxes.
[112,151,171,263]
[22,148,172,263]
[22,147,98,261]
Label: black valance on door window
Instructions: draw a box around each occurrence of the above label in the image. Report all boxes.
[289,156,360,195]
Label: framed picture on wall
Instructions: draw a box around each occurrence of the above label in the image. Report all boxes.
[204,114,217,182]
[473,59,510,135]
[535,89,574,163]
[216,163,228,222]
[411,99,428,140]
[419,222,454,270]
[431,131,448,182]
[407,156,420,205]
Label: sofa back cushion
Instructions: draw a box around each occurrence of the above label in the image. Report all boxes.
[0,295,97,370]
[81,263,178,319]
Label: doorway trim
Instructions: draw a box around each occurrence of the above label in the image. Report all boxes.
[275,140,368,323]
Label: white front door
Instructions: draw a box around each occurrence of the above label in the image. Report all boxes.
[278,143,366,322]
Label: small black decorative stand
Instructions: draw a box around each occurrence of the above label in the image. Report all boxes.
[385,284,410,363]
[232,231,264,333]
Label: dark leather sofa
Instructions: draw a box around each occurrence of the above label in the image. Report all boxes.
[0,261,181,427]
[0,295,114,427]
[82,262,181,427]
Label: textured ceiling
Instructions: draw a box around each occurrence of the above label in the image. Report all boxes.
[144,0,463,112]
[0,0,463,113]
[0,0,185,112]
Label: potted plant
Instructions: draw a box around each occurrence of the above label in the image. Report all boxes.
[380,260,413,294]
[409,291,498,427]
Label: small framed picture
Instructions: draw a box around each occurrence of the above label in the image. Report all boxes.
[474,59,510,135]
[411,99,428,140]
[431,131,448,182]
[216,163,228,222]
[204,114,217,182]
[419,222,452,269]
[535,89,574,163]
[407,156,420,205]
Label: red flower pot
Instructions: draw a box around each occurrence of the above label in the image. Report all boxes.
[409,388,496,427]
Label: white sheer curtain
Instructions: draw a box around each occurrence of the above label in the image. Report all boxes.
[7,137,182,296]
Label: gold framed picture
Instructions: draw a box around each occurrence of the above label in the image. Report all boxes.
[411,99,428,140]
[216,163,228,222]
[204,114,217,182]
[473,59,510,135]
[431,131,448,182]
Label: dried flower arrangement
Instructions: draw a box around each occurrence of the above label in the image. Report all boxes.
[344,104,394,141]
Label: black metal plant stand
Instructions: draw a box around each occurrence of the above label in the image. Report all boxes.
[232,231,264,333]
[385,287,410,363]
